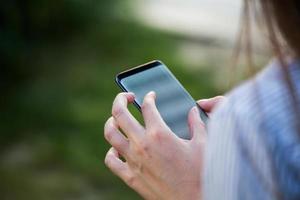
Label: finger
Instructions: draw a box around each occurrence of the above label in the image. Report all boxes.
[105,148,156,199]
[104,117,129,156]
[112,92,144,140]
[197,96,224,113]
[188,106,206,143]
[141,91,170,131]
[105,147,130,180]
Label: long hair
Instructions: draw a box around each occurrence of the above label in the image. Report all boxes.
[235,0,300,134]
[234,0,300,199]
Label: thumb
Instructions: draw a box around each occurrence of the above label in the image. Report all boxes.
[188,106,206,143]
[197,96,224,113]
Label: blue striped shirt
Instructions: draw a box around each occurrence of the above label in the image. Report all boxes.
[204,59,300,200]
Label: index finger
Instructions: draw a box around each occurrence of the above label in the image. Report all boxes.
[112,93,144,141]
[141,91,171,132]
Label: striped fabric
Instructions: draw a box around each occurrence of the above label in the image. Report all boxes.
[203,59,300,200]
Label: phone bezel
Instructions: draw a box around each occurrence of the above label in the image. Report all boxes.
[115,60,163,111]
[115,60,209,123]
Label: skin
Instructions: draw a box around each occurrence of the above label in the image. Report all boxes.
[104,92,224,199]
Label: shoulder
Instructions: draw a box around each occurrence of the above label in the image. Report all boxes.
[209,59,299,172]
[210,59,299,134]
[211,59,300,144]
[205,59,300,199]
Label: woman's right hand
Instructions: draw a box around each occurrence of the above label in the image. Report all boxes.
[197,96,225,114]
[104,92,206,200]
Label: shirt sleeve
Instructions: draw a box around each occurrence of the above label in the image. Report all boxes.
[203,60,300,200]
[203,94,275,200]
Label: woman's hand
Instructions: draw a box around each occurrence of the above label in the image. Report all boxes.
[104,92,206,200]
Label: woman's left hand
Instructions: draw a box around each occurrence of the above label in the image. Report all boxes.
[104,91,206,200]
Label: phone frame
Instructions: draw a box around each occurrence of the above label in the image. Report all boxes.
[115,60,163,111]
[115,60,208,122]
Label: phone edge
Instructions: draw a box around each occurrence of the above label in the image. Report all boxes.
[114,60,209,123]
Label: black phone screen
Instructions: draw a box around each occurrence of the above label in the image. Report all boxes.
[116,61,208,139]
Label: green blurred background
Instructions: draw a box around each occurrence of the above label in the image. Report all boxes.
[0,0,238,199]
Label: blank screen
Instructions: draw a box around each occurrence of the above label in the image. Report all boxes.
[120,63,207,139]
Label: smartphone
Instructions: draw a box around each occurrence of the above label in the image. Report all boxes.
[115,60,208,139]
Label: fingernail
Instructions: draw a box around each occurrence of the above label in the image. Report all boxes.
[127,92,135,101]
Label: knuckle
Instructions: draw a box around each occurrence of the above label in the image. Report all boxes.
[104,120,114,141]
[141,103,147,113]
[140,140,149,152]
[133,162,144,175]
[113,139,125,152]
[149,128,163,141]
[125,174,137,188]
[104,153,113,167]
[135,140,149,156]
[104,129,113,142]
[141,98,151,112]
[112,104,124,119]
[104,118,111,129]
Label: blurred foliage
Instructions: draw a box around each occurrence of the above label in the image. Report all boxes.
[0,0,220,199]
